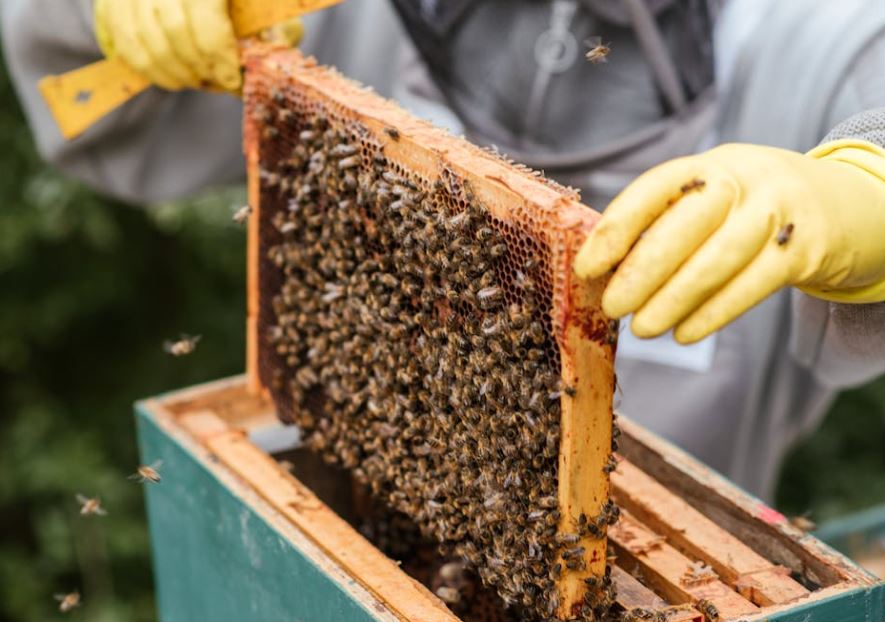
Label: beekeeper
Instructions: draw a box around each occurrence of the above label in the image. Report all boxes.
[4,0,885,500]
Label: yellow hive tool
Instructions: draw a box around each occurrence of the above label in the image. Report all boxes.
[38,0,343,140]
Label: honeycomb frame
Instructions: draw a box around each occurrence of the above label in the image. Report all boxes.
[242,47,616,620]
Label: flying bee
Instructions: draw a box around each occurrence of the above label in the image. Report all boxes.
[54,591,81,613]
[76,494,107,517]
[584,37,611,64]
[232,205,252,225]
[129,460,163,484]
[163,334,201,357]
[384,126,400,141]
[777,223,795,246]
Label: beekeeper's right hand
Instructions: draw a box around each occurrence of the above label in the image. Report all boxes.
[94,0,242,92]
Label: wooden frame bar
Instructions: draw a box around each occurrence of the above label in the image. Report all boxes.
[615,416,878,592]
[612,458,808,606]
[610,510,758,618]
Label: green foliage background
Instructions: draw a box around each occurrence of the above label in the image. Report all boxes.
[0,47,883,622]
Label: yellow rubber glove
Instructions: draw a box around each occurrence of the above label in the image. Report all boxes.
[94,0,242,92]
[574,140,885,344]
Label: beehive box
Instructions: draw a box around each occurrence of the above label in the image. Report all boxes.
[136,377,884,621]
[242,47,617,619]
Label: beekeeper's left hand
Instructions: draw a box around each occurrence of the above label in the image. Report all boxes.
[574,140,885,344]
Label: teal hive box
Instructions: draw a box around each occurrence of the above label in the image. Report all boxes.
[136,377,884,622]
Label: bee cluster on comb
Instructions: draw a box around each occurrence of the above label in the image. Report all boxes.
[245,49,617,621]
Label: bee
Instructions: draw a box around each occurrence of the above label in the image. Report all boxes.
[476,286,502,310]
[623,608,665,622]
[54,591,81,613]
[789,512,816,532]
[476,227,494,242]
[259,168,280,187]
[276,108,293,122]
[696,598,720,621]
[538,495,558,509]
[607,319,619,346]
[561,381,577,398]
[561,546,585,559]
[680,177,707,195]
[550,562,562,578]
[777,223,795,246]
[527,510,545,522]
[163,334,201,357]
[584,37,611,64]
[489,243,507,259]
[330,144,357,158]
[597,499,620,526]
[129,460,163,484]
[338,155,361,170]
[602,454,619,474]
[232,205,252,225]
[76,494,107,516]
[546,594,560,615]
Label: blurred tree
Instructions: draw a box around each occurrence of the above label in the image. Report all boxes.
[777,383,885,523]
[0,33,883,622]
[0,46,247,621]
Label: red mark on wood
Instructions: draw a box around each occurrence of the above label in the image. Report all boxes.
[757,506,786,525]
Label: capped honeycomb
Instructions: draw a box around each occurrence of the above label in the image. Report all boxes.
[243,48,617,621]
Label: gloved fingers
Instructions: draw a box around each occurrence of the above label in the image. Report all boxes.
[574,156,710,280]
[185,0,242,91]
[600,177,734,319]
[109,0,182,90]
[673,245,791,344]
[94,0,115,57]
[155,0,215,86]
[630,203,773,337]
[136,0,201,89]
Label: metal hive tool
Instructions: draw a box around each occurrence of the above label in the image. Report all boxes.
[243,48,617,621]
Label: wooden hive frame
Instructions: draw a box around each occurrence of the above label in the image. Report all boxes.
[242,47,616,617]
[138,377,884,622]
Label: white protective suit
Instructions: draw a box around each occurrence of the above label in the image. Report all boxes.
[3,0,885,499]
